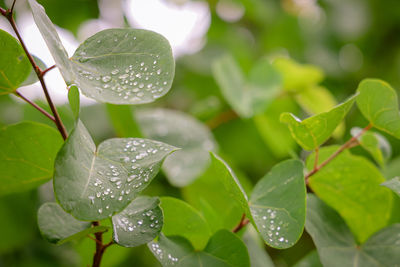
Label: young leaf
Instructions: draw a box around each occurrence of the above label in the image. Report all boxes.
[351,127,391,166]
[307,146,393,243]
[281,94,356,150]
[54,120,177,221]
[306,194,400,267]
[0,29,31,94]
[382,177,400,198]
[38,202,108,245]
[160,197,212,250]
[212,55,281,118]
[112,196,163,247]
[136,108,217,187]
[356,79,400,138]
[71,29,175,104]
[149,229,250,267]
[0,122,63,195]
[28,0,74,84]
[250,159,306,249]
[182,152,249,232]
[68,85,80,120]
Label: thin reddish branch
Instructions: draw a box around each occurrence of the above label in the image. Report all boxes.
[15,91,55,122]
[232,213,250,233]
[40,65,56,77]
[91,221,113,267]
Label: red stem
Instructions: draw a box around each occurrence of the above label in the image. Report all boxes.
[15,91,55,122]
[232,213,250,233]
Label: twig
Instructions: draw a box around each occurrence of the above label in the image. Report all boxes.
[2,10,68,140]
[305,123,372,183]
[14,91,55,122]
[91,221,113,267]
[40,65,56,77]
[10,0,16,13]
[313,146,319,171]
[232,213,250,233]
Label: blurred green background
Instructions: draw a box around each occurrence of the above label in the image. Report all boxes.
[1,0,400,266]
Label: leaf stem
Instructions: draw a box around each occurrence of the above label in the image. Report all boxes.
[91,221,113,267]
[10,0,16,13]
[305,123,372,183]
[232,213,250,233]
[206,109,239,130]
[2,9,68,140]
[14,91,56,122]
[41,65,56,76]
[313,146,319,171]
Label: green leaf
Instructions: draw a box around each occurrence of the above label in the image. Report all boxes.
[356,79,400,138]
[250,159,306,249]
[20,55,46,87]
[0,122,63,195]
[54,120,176,221]
[293,250,322,267]
[71,29,175,104]
[306,194,400,267]
[242,226,275,267]
[182,152,249,232]
[112,196,163,247]
[28,0,74,84]
[382,177,400,198]
[307,146,393,243]
[106,104,142,138]
[281,94,356,150]
[351,127,391,166]
[37,202,108,245]
[0,29,31,94]
[272,57,324,92]
[136,108,217,187]
[160,197,212,250]
[149,229,250,267]
[212,55,281,118]
[68,85,80,120]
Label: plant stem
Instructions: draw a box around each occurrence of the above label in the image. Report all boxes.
[2,9,68,140]
[41,65,56,76]
[206,109,239,130]
[14,91,55,122]
[305,123,372,183]
[232,213,250,233]
[91,221,113,267]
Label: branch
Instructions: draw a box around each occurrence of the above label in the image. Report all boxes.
[232,213,250,233]
[14,91,55,122]
[91,221,113,267]
[305,123,372,183]
[2,10,68,140]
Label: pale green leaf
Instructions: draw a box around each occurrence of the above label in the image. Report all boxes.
[68,85,80,120]
[356,79,400,138]
[54,120,176,221]
[281,94,356,150]
[250,159,306,249]
[293,250,322,267]
[106,104,142,138]
[0,122,63,195]
[0,29,31,94]
[382,177,400,198]
[242,226,275,267]
[307,146,393,243]
[136,108,217,187]
[20,55,46,87]
[112,196,163,247]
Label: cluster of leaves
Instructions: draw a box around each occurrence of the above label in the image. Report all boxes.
[2,1,400,267]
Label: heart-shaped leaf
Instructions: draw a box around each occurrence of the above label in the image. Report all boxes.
[307,146,393,243]
[136,108,217,187]
[38,202,108,245]
[0,122,63,195]
[250,159,306,249]
[0,29,31,94]
[306,194,400,267]
[356,79,400,139]
[71,29,175,104]
[112,196,163,247]
[54,120,176,221]
[160,197,212,250]
[281,94,356,150]
[149,229,250,267]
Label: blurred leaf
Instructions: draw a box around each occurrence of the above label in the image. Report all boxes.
[160,197,212,250]
[54,120,176,221]
[38,202,108,245]
[242,226,275,267]
[182,153,249,232]
[307,146,393,243]
[382,177,400,198]
[250,159,306,249]
[351,127,391,166]
[106,104,142,138]
[71,29,175,104]
[356,79,400,138]
[281,95,356,150]
[68,85,80,120]
[212,55,281,118]
[0,121,63,195]
[20,55,46,87]
[306,194,400,266]
[0,29,31,94]
[112,196,163,247]
[149,230,250,267]
[292,250,322,267]
[272,57,324,92]
[136,108,217,187]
